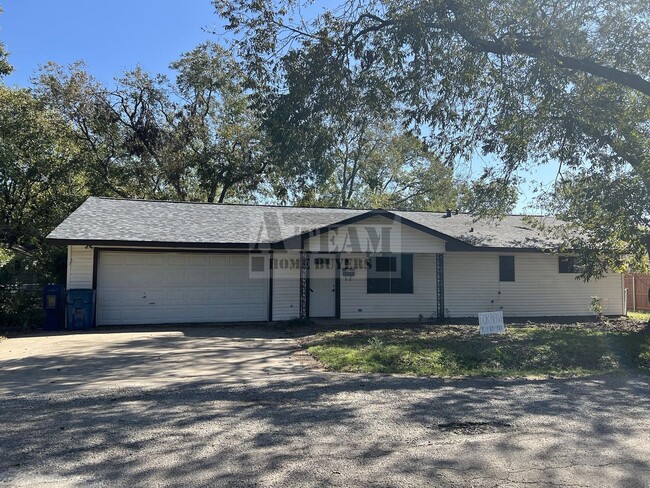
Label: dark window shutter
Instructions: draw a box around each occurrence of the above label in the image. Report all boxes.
[499,256,515,282]
[368,257,390,293]
[391,254,414,293]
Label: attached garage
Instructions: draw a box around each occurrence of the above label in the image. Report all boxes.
[96,251,269,326]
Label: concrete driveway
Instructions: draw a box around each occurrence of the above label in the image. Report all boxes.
[1,327,649,487]
[0,326,308,395]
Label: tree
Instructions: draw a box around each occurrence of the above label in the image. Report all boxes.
[0,86,83,253]
[0,85,83,323]
[292,122,461,211]
[37,43,270,203]
[37,63,178,199]
[215,0,650,277]
[0,7,11,78]
[540,168,650,277]
[0,86,80,326]
[261,36,460,210]
[171,42,270,203]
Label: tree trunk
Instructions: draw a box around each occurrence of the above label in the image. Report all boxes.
[206,182,218,203]
[217,184,230,204]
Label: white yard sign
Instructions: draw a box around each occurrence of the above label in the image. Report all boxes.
[478,311,505,335]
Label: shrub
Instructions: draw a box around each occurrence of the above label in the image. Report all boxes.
[591,296,603,318]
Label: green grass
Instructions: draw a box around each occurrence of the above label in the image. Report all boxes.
[306,325,650,378]
[627,311,650,321]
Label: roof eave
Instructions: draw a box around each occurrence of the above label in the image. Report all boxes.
[45,238,274,250]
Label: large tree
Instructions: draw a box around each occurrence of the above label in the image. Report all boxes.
[170,42,270,203]
[215,0,650,277]
[0,86,83,252]
[37,42,269,203]
[37,63,180,199]
[0,85,83,299]
[261,30,461,210]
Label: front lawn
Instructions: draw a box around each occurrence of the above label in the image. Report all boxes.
[305,321,650,378]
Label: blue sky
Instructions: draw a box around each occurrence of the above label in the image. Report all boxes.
[1,0,555,212]
[1,0,221,86]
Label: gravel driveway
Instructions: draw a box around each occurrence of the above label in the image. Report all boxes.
[1,327,649,487]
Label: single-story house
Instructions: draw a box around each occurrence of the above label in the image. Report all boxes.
[46,197,625,326]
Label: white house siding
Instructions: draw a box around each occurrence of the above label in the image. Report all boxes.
[444,252,624,317]
[66,245,94,289]
[339,253,437,320]
[272,251,301,321]
[305,215,446,254]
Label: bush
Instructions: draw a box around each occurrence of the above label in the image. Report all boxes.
[0,245,66,330]
[0,287,43,330]
[591,296,603,318]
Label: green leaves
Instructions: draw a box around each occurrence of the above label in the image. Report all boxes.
[541,167,650,279]
[218,0,650,274]
[37,43,270,204]
[0,7,11,78]
[0,86,84,251]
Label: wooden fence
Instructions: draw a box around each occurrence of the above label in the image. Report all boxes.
[624,274,650,311]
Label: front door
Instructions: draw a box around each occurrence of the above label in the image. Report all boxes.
[309,255,336,318]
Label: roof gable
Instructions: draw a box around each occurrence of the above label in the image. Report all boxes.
[281,210,472,251]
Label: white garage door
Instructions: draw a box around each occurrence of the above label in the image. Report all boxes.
[96,251,269,325]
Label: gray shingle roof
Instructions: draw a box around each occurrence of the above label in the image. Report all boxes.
[47,197,562,250]
[392,211,562,249]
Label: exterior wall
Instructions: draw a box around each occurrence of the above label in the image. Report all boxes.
[340,253,437,320]
[66,243,625,322]
[305,215,446,254]
[66,245,94,289]
[271,251,301,321]
[444,252,625,317]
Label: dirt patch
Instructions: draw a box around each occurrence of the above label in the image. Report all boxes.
[291,345,326,371]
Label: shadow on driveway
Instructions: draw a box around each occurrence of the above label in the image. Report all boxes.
[0,325,308,395]
[1,326,649,486]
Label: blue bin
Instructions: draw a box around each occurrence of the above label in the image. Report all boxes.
[66,289,96,330]
[43,284,66,331]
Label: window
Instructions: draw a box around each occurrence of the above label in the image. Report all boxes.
[559,256,579,273]
[250,256,265,272]
[499,255,515,282]
[367,254,413,294]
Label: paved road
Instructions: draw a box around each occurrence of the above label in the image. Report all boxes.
[0,328,649,487]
